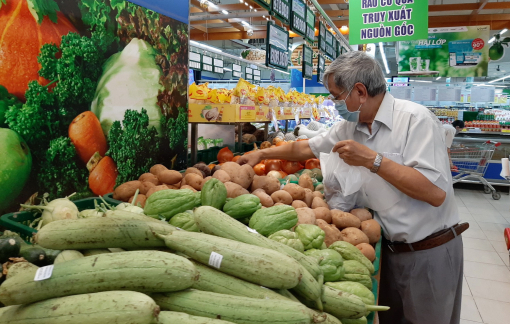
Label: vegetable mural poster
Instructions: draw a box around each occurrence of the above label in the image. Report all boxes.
[397,26,490,77]
[0,0,189,212]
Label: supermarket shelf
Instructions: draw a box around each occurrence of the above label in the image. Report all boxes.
[188,104,312,123]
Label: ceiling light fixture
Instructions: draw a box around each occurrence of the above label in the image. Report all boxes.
[250,5,253,9]
[254,9,257,11]
[222,10,228,14]
[489,74,510,83]
[263,15,265,18]
[436,77,441,80]
[379,42,390,74]
[241,21,250,26]
[501,28,508,35]
[489,37,495,43]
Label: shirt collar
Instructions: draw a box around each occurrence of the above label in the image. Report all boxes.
[373,92,394,131]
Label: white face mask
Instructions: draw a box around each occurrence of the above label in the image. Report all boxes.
[332,87,362,123]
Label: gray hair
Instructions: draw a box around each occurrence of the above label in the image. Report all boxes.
[323,51,387,97]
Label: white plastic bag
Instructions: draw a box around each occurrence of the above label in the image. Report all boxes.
[320,153,360,211]
[321,151,402,212]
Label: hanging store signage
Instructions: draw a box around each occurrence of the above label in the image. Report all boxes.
[213,58,224,74]
[266,22,290,71]
[189,52,201,70]
[253,0,272,11]
[202,55,213,72]
[253,69,261,81]
[246,67,253,80]
[318,22,326,53]
[302,44,313,80]
[232,64,243,79]
[272,0,290,24]
[317,54,326,84]
[326,30,333,45]
[336,40,341,58]
[305,8,315,45]
[290,0,306,37]
[349,0,428,45]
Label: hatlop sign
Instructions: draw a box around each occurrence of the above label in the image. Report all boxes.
[349,0,428,45]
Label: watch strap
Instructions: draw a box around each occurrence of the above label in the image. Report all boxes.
[370,153,383,173]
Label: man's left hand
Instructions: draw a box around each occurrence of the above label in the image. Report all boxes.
[333,140,377,169]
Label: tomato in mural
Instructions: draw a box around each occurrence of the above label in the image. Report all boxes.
[0,0,189,212]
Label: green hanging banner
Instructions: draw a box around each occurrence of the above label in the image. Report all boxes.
[349,0,428,45]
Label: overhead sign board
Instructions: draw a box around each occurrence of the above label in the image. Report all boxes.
[189,52,201,70]
[202,55,213,72]
[272,0,290,24]
[318,22,326,53]
[317,54,326,84]
[266,22,290,71]
[349,0,428,45]
[305,7,316,45]
[290,0,307,37]
[302,44,313,80]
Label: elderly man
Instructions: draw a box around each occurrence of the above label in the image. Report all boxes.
[238,52,465,324]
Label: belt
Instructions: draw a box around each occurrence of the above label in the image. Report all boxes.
[384,222,469,253]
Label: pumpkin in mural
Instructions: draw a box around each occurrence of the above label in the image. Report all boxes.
[0,0,77,100]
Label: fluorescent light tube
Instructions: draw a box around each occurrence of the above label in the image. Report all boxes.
[222,10,228,14]
[436,77,441,80]
[489,74,510,83]
[241,21,249,26]
[501,28,508,35]
[223,68,232,71]
[489,37,495,43]
[378,42,390,74]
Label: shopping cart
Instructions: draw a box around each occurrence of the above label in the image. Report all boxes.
[451,140,502,200]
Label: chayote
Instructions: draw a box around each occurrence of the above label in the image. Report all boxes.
[168,212,200,232]
[304,248,344,282]
[268,230,305,252]
[295,224,325,250]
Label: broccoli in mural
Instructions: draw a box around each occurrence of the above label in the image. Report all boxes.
[0,0,189,211]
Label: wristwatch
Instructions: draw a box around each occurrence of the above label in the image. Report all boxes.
[370,153,383,173]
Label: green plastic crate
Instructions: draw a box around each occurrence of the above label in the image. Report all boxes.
[0,197,119,243]
[367,276,379,324]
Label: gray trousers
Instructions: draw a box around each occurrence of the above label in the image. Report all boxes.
[378,235,463,324]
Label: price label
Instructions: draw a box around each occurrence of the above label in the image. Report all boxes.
[246,67,253,74]
[34,265,54,281]
[213,67,224,73]
[317,54,326,84]
[233,64,242,72]
[202,64,212,72]
[189,52,202,70]
[318,22,326,52]
[208,252,223,269]
[213,58,224,68]
[202,56,213,65]
[240,106,256,120]
[302,44,313,80]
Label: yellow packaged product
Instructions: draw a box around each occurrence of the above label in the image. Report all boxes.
[207,89,219,104]
[217,88,231,104]
[256,87,269,105]
[276,87,287,103]
[231,78,251,104]
[266,86,278,107]
[189,82,210,104]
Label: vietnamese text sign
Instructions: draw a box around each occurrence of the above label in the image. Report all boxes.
[349,0,428,45]
[302,44,313,80]
[202,55,213,72]
[306,8,316,44]
[291,0,307,37]
[397,26,490,77]
[266,22,290,71]
[390,86,412,100]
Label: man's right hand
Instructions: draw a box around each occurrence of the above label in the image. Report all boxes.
[237,151,263,167]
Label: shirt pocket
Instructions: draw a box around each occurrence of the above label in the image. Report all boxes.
[359,152,403,211]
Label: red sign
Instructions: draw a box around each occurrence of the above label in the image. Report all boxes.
[472,38,485,50]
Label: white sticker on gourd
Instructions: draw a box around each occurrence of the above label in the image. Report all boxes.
[34,265,54,281]
[209,252,223,269]
[246,226,258,234]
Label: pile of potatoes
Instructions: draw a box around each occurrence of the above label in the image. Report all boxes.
[309,207,381,262]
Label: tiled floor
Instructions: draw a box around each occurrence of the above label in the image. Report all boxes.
[456,186,510,324]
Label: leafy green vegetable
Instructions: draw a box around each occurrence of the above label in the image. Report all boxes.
[28,0,60,23]
[107,108,160,186]
[37,137,89,199]
[163,107,188,151]
[0,85,22,127]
